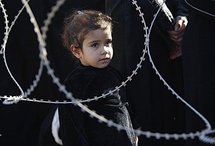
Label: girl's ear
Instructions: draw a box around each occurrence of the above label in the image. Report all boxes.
[69,45,81,59]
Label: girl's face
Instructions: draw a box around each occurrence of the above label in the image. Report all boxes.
[78,25,113,68]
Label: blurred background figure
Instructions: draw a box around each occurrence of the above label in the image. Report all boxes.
[105,0,188,145]
[182,0,215,146]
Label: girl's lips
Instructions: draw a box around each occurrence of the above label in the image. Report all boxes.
[99,58,110,61]
[99,58,110,63]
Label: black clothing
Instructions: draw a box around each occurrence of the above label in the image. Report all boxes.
[182,0,215,145]
[58,65,135,146]
[105,0,187,145]
[185,0,215,17]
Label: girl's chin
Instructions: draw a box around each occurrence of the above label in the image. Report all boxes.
[97,62,110,68]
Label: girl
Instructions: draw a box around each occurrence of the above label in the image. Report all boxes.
[55,10,137,146]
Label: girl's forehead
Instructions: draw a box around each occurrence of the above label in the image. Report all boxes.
[85,28,112,39]
[99,21,112,28]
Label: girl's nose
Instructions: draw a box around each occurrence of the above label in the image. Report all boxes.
[101,46,109,54]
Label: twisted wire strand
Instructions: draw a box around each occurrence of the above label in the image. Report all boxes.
[185,0,215,18]
[0,0,24,104]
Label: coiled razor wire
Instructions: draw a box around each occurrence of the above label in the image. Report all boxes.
[0,0,215,144]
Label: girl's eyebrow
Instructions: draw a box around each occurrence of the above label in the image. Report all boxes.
[88,40,101,44]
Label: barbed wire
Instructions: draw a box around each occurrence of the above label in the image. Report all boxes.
[0,0,215,144]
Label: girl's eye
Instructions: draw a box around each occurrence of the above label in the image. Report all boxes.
[91,43,99,48]
[106,40,112,46]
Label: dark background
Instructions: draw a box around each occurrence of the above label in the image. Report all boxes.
[0,1,104,146]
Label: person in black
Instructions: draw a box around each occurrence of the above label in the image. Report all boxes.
[39,9,138,146]
[182,0,215,146]
[105,0,188,145]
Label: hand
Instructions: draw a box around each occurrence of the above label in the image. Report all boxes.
[174,16,188,31]
[168,16,188,60]
[168,16,188,46]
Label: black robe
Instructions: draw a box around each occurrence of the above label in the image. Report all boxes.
[39,64,136,146]
[105,0,188,146]
[182,0,215,145]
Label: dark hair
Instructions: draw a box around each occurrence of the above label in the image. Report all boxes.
[62,10,112,50]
